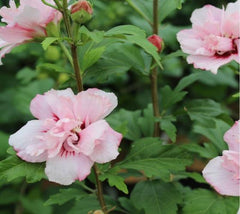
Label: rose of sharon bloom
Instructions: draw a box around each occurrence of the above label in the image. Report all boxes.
[9,88,122,185]
[177,1,240,74]
[202,120,240,196]
[147,34,163,52]
[0,0,61,65]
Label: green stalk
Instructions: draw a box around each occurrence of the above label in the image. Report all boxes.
[150,0,161,137]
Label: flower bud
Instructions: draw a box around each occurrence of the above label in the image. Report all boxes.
[147,34,164,52]
[71,0,93,24]
[93,210,104,214]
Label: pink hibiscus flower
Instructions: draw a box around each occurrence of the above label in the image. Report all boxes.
[9,88,122,185]
[202,120,240,196]
[0,0,61,64]
[177,1,240,74]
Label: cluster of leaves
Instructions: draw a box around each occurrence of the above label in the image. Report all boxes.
[0,0,238,214]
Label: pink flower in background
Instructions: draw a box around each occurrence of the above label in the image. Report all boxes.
[202,120,240,196]
[9,88,122,185]
[177,1,240,74]
[0,0,61,65]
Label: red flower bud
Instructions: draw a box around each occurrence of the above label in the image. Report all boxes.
[147,34,163,52]
[71,0,93,15]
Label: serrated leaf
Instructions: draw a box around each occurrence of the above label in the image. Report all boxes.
[0,155,46,183]
[193,119,230,152]
[185,99,226,127]
[100,173,128,194]
[183,189,239,214]
[41,37,58,50]
[45,188,87,206]
[159,116,177,142]
[131,180,182,214]
[37,63,72,74]
[161,85,187,109]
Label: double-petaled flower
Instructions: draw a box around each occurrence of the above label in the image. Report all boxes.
[177,1,240,74]
[9,88,122,185]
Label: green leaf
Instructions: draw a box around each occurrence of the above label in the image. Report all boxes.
[100,173,128,194]
[16,67,37,84]
[41,37,58,50]
[131,180,182,214]
[0,131,9,157]
[185,99,226,127]
[107,109,142,140]
[105,25,146,37]
[0,155,46,183]
[45,188,87,206]
[68,195,101,214]
[37,63,72,74]
[0,188,19,205]
[117,138,192,180]
[79,26,104,43]
[82,46,106,71]
[193,119,230,152]
[119,197,144,214]
[21,198,52,214]
[175,73,202,92]
[161,85,187,109]
[183,189,239,214]
[182,142,219,158]
[125,35,162,68]
[159,116,177,142]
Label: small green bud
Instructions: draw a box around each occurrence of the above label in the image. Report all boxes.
[71,1,93,24]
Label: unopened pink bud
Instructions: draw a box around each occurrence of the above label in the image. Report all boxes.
[71,0,93,15]
[147,34,163,52]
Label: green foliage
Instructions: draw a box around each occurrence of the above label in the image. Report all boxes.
[115,138,192,181]
[0,155,46,183]
[131,180,182,214]
[182,189,239,214]
[100,173,128,194]
[45,188,87,206]
[159,115,177,142]
[41,37,59,50]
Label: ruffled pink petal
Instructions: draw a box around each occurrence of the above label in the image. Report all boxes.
[225,0,240,16]
[9,120,48,162]
[224,120,240,152]
[190,5,222,35]
[177,29,212,56]
[30,88,75,120]
[89,126,122,163]
[74,88,117,125]
[78,119,122,163]
[45,153,93,185]
[0,0,17,25]
[202,156,240,196]
[187,54,235,74]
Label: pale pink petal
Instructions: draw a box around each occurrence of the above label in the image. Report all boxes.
[190,5,222,35]
[225,0,240,15]
[202,156,240,196]
[30,88,75,120]
[224,120,240,152]
[78,119,122,163]
[45,154,93,185]
[187,54,236,74]
[9,120,48,162]
[89,126,122,163]
[74,88,117,124]
[0,0,17,24]
[0,26,32,43]
[177,29,212,56]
